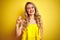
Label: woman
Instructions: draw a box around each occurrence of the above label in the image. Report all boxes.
[16,2,43,40]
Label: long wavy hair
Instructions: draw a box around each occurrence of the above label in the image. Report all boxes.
[23,2,42,29]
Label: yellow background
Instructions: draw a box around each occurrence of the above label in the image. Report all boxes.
[0,0,60,40]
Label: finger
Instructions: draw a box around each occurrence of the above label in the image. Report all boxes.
[18,16,22,19]
[17,16,22,21]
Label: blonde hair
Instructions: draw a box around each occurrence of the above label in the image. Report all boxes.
[22,2,42,29]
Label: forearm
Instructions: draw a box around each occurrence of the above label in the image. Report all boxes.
[40,27,43,40]
[16,23,23,37]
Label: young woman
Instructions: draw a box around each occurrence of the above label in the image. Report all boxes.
[16,2,43,40]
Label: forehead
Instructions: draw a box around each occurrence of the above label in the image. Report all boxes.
[27,4,34,7]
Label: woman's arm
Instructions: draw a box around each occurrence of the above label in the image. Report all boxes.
[40,20,43,40]
[16,16,23,37]
[40,26,43,40]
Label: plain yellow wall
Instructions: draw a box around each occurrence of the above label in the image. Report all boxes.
[0,0,60,40]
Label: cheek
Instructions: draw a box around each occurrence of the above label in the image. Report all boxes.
[27,9,30,12]
[32,8,35,11]
[33,8,35,13]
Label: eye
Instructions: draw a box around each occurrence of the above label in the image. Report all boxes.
[31,6,34,9]
[32,7,34,8]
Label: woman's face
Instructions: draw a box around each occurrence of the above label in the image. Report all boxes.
[26,4,35,16]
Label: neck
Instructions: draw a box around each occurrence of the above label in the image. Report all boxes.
[29,15,34,20]
[28,15,36,24]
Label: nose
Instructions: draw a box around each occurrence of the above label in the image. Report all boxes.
[30,8,33,11]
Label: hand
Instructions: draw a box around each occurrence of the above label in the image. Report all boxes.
[16,16,25,30]
[16,16,22,24]
[16,16,24,37]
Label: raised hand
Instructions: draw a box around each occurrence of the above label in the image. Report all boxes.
[16,16,24,37]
